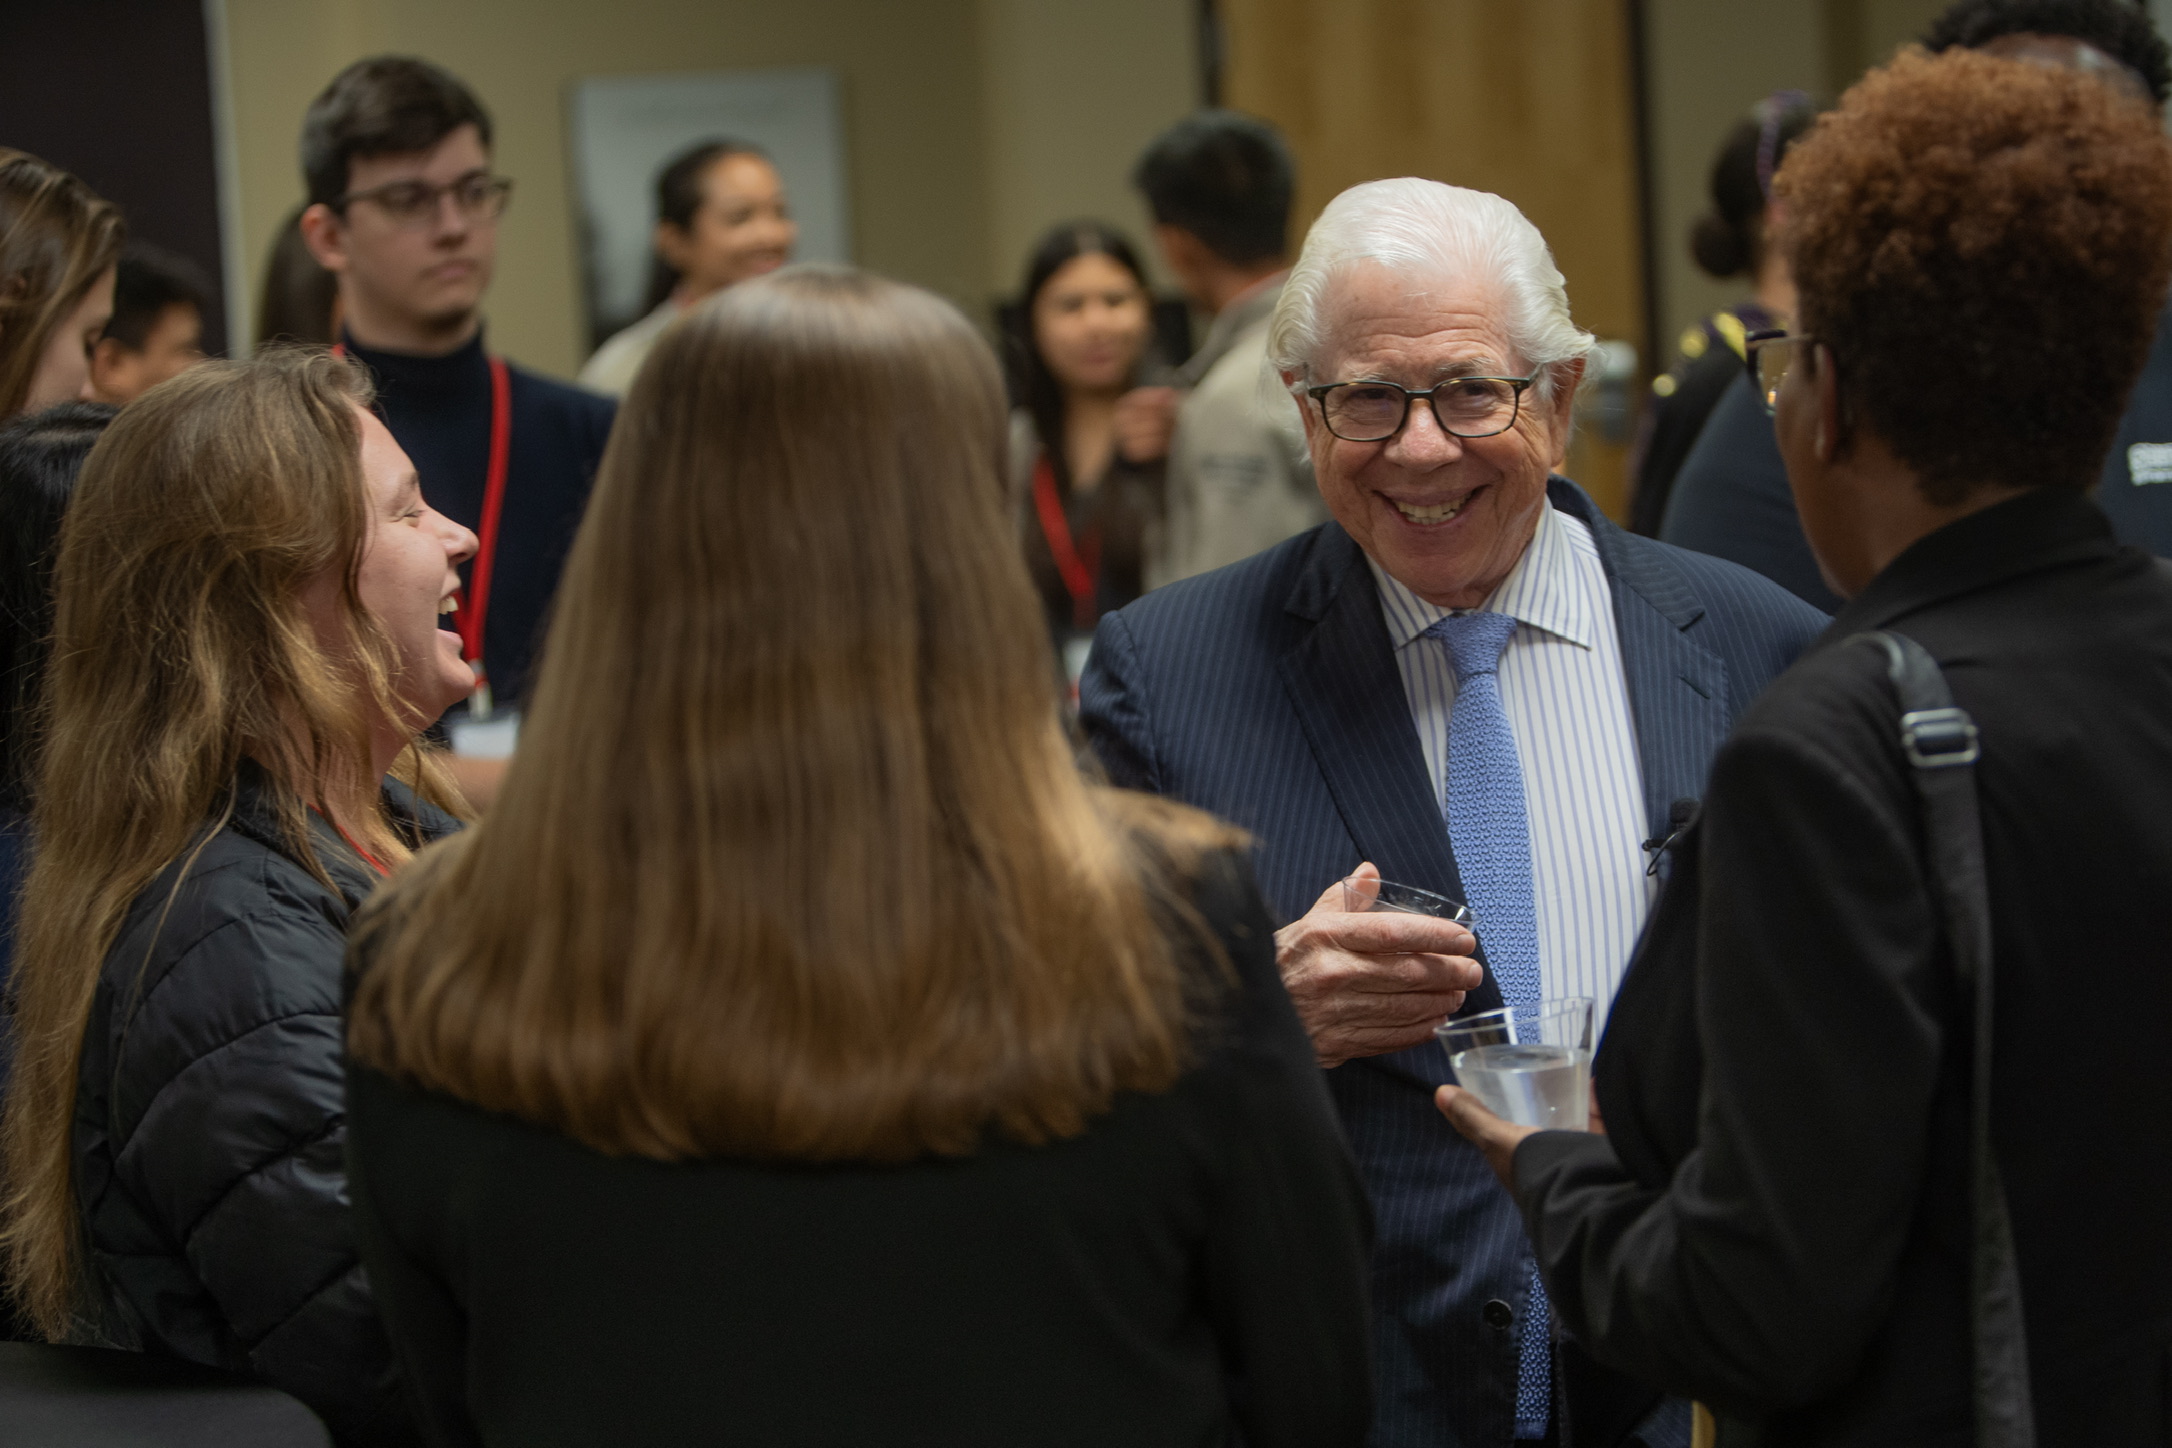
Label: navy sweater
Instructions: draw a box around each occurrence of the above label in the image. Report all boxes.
[343,331,615,712]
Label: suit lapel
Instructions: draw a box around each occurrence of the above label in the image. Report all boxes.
[1277,528,1504,1089]
[1554,481,1733,839]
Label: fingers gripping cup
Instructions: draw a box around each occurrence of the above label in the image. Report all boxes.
[1435,997,1594,1131]
[1339,876,1478,928]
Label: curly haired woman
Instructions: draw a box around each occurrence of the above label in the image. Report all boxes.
[1439,45,2172,1448]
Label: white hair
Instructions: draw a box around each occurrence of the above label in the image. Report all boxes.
[1267,178,1596,402]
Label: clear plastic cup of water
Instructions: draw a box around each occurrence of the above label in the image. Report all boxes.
[1435,997,1594,1130]
[1340,876,1478,929]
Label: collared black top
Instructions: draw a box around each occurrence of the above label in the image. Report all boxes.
[1513,489,2172,1446]
[341,330,615,712]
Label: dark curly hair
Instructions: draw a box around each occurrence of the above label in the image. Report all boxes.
[1924,0,2170,105]
[1777,47,2172,503]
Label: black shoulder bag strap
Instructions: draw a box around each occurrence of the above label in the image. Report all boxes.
[1850,630,2035,1448]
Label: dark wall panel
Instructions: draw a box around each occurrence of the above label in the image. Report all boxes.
[0,0,230,356]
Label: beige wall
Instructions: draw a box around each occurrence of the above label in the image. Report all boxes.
[216,0,1197,378]
[978,0,1197,296]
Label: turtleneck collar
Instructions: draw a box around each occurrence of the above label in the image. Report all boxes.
[340,325,490,403]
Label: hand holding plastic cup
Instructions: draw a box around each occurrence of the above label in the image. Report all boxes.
[1436,996,1594,1130]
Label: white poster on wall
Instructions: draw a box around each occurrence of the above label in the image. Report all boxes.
[568,66,851,349]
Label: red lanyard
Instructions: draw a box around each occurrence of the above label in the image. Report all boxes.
[310,811,386,877]
[461,355,512,717]
[1031,452,1099,630]
[333,343,512,718]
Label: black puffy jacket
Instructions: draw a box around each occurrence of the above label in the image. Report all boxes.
[71,763,457,1445]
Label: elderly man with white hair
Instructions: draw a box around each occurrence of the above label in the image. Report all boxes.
[1081,179,1827,1447]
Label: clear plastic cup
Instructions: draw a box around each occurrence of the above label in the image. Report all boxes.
[1340,876,1477,929]
[1435,996,1594,1130]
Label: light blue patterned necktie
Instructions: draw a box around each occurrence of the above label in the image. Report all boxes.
[1425,611,1552,1441]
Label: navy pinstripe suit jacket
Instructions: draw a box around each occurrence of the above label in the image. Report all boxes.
[1080,479,1828,1448]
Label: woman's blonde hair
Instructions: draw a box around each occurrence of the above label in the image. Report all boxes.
[0,150,124,418]
[349,267,1238,1162]
[1,349,460,1335]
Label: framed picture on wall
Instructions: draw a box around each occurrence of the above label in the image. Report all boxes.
[568,66,851,354]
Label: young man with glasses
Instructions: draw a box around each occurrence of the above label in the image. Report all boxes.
[298,57,614,793]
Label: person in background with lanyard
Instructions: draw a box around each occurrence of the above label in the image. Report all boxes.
[1002,221,1167,698]
[299,56,615,810]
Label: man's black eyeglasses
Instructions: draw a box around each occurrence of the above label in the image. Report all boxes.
[334,171,514,229]
[1305,374,1538,442]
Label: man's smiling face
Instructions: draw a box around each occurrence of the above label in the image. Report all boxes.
[1290,263,1578,610]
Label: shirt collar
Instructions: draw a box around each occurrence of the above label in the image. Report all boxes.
[1826,487,2118,640]
[1368,501,1600,651]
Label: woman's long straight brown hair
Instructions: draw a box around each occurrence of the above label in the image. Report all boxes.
[349,267,1238,1162]
[0,350,461,1336]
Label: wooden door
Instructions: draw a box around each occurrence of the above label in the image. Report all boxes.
[1220,0,1646,519]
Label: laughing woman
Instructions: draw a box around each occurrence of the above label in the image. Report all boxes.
[0,350,475,1444]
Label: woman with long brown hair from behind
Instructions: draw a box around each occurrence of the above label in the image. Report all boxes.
[1,349,476,1442]
[0,150,123,419]
[343,266,1373,1448]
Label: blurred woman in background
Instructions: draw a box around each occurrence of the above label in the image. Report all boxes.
[578,138,795,395]
[0,150,123,421]
[1004,222,1164,684]
[0,350,474,1443]
[1627,91,1817,537]
[255,204,342,349]
[345,266,1371,1448]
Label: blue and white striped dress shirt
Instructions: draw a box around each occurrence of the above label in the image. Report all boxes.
[1369,504,1655,1037]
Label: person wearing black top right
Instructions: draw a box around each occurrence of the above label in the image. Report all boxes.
[1440,47,2172,1446]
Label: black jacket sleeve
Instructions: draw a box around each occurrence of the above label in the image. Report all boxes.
[112,903,415,1445]
[1509,725,1949,1418]
[1188,853,1375,1447]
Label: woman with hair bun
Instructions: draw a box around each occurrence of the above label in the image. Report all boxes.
[1627,92,1817,537]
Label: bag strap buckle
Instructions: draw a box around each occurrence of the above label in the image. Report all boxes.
[1900,706,1980,769]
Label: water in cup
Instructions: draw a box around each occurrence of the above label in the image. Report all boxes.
[1435,996,1594,1131]
[1445,1042,1589,1130]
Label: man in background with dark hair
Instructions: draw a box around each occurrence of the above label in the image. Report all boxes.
[88,245,207,405]
[297,55,613,796]
[1661,0,2172,596]
[1123,110,1325,586]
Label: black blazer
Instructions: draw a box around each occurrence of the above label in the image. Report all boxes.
[1513,489,2172,1446]
[1081,480,1828,1447]
[343,848,1374,1448]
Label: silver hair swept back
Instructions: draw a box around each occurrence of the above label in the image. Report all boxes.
[1267,177,1596,402]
